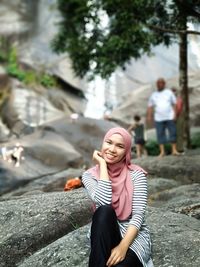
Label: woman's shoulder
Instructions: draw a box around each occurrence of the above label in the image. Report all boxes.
[129,169,147,180]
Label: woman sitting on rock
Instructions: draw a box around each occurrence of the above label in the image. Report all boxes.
[82,127,154,267]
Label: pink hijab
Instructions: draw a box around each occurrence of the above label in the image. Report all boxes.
[88,127,147,220]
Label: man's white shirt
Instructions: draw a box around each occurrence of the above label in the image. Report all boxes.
[148,88,176,121]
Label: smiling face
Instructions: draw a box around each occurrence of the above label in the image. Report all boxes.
[101,133,126,164]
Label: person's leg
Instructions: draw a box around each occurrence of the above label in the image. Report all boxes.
[166,120,180,155]
[158,144,165,157]
[114,248,143,267]
[155,121,166,157]
[89,205,121,267]
[136,144,142,158]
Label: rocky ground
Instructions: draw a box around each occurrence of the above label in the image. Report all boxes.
[0,115,199,267]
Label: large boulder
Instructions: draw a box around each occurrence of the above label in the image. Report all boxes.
[0,0,36,36]
[149,183,200,219]
[0,190,93,267]
[1,86,64,135]
[1,168,83,200]
[17,207,200,267]
[147,177,181,196]
[133,154,200,184]
[0,129,82,195]
[41,116,119,167]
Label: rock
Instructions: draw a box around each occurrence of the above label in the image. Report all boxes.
[17,207,200,267]
[149,183,200,218]
[0,129,83,195]
[1,168,83,199]
[1,87,64,134]
[0,0,36,36]
[0,190,93,267]
[147,207,200,267]
[41,116,119,166]
[148,177,181,197]
[133,154,200,184]
[0,65,10,92]
[175,203,200,220]
[18,225,90,267]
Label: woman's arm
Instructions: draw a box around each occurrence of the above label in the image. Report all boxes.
[129,170,147,229]
[106,225,138,267]
[82,150,112,206]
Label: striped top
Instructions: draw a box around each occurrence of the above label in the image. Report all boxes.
[82,169,154,267]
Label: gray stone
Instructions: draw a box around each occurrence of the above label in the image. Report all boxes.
[133,154,200,184]
[149,183,200,218]
[17,207,200,267]
[41,116,118,166]
[147,207,200,267]
[0,130,83,195]
[0,190,93,267]
[17,225,90,267]
[148,177,181,196]
[1,168,83,199]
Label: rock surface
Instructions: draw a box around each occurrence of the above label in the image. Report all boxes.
[0,190,93,267]
[133,154,200,184]
[17,207,200,267]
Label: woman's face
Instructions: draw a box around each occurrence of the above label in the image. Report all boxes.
[101,133,126,164]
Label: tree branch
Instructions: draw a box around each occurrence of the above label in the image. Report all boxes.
[148,24,200,35]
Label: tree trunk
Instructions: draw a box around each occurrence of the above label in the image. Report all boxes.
[179,21,190,148]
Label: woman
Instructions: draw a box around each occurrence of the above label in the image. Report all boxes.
[82,127,154,267]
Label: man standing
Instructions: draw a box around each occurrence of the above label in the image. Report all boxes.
[147,78,180,157]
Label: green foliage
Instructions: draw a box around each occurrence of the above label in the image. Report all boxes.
[0,50,6,62]
[145,132,200,155]
[5,46,57,88]
[0,36,9,62]
[52,0,200,79]
[145,140,171,156]
[6,47,26,81]
[39,74,57,88]
[191,132,200,149]
[145,140,160,156]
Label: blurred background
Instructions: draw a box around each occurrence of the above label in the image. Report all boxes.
[0,2,200,267]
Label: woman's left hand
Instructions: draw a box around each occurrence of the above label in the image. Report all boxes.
[106,243,127,267]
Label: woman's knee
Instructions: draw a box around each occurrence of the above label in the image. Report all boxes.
[93,205,116,224]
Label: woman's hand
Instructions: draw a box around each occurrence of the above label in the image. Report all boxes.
[93,150,110,180]
[92,150,106,165]
[106,243,128,267]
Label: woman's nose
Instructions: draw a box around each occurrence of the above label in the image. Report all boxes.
[109,145,116,152]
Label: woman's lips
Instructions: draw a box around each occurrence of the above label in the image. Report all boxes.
[105,153,116,160]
